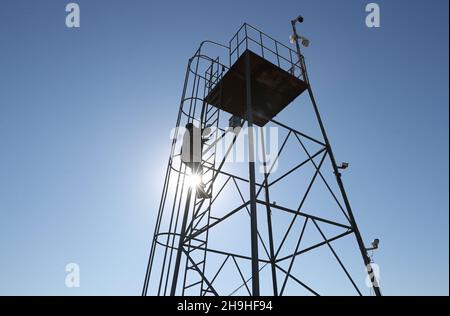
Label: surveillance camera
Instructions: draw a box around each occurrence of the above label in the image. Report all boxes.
[202,126,212,137]
[372,238,380,249]
[292,15,304,24]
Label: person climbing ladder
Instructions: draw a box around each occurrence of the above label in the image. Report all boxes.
[181,123,211,199]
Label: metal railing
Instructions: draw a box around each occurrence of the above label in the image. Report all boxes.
[229,23,305,80]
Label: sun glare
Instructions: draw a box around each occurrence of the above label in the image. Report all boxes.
[186,174,201,189]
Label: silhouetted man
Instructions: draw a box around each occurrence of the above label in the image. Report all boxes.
[181,123,211,199]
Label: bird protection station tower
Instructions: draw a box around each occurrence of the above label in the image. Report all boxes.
[142,18,382,296]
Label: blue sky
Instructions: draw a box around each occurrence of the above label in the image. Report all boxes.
[0,0,448,295]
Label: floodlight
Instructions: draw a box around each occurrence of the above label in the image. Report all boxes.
[301,37,310,47]
[289,34,297,44]
[290,34,310,48]
[338,162,349,170]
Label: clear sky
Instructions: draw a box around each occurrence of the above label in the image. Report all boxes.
[0,0,448,296]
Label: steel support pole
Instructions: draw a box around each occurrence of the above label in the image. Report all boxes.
[260,129,278,296]
[291,20,382,296]
[170,187,193,296]
[245,51,260,296]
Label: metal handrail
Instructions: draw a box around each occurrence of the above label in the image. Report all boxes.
[228,23,305,80]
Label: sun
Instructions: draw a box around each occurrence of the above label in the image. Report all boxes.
[186,174,201,189]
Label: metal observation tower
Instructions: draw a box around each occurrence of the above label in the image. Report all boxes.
[142,17,382,296]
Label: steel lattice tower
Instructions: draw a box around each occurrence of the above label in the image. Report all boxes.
[142,19,382,296]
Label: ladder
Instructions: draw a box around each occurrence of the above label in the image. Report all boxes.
[182,58,223,296]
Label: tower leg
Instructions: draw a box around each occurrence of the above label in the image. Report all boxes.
[245,51,260,296]
[292,20,381,296]
[308,87,382,296]
[170,187,193,296]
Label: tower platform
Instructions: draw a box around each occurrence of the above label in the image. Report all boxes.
[205,49,308,126]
